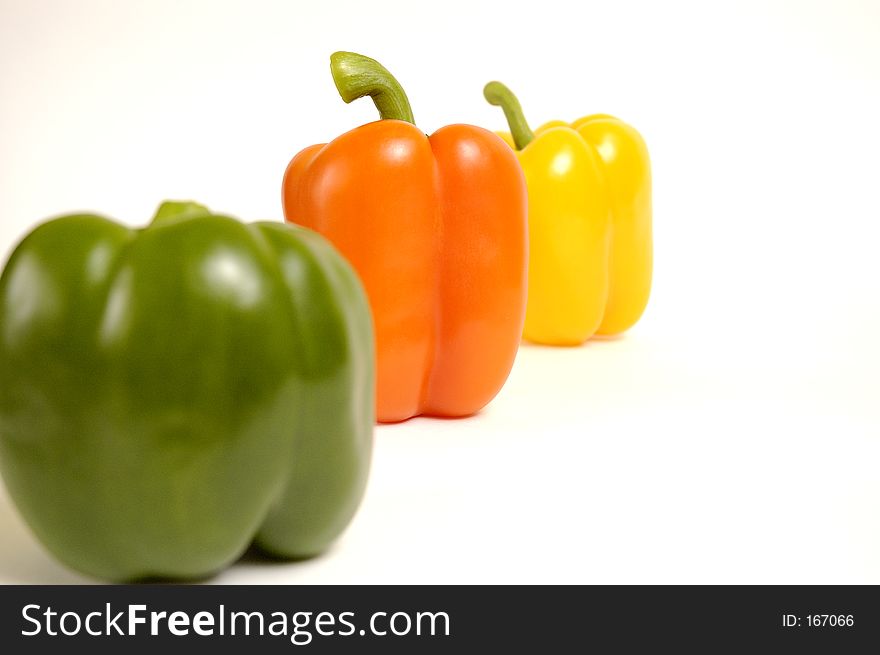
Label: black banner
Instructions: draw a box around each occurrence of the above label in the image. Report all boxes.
[0,585,876,652]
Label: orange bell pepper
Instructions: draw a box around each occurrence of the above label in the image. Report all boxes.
[282,52,527,423]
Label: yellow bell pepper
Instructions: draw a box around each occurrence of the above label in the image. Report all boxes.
[484,82,652,345]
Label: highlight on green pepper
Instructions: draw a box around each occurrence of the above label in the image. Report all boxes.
[0,201,375,581]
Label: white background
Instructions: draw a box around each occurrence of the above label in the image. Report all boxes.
[0,0,878,583]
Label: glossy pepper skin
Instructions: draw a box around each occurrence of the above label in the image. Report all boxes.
[284,53,527,423]
[0,201,374,581]
[485,82,652,345]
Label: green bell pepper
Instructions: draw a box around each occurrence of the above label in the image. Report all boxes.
[0,201,374,581]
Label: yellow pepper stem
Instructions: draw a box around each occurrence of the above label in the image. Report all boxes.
[483,81,535,150]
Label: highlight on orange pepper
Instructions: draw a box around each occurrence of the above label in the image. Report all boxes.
[484,81,652,345]
[283,52,527,423]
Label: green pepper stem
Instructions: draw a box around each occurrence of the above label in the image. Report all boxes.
[330,51,415,124]
[151,201,211,225]
[483,81,534,150]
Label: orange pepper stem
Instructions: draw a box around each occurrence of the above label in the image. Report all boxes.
[330,51,415,124]
[483,81,535,150]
